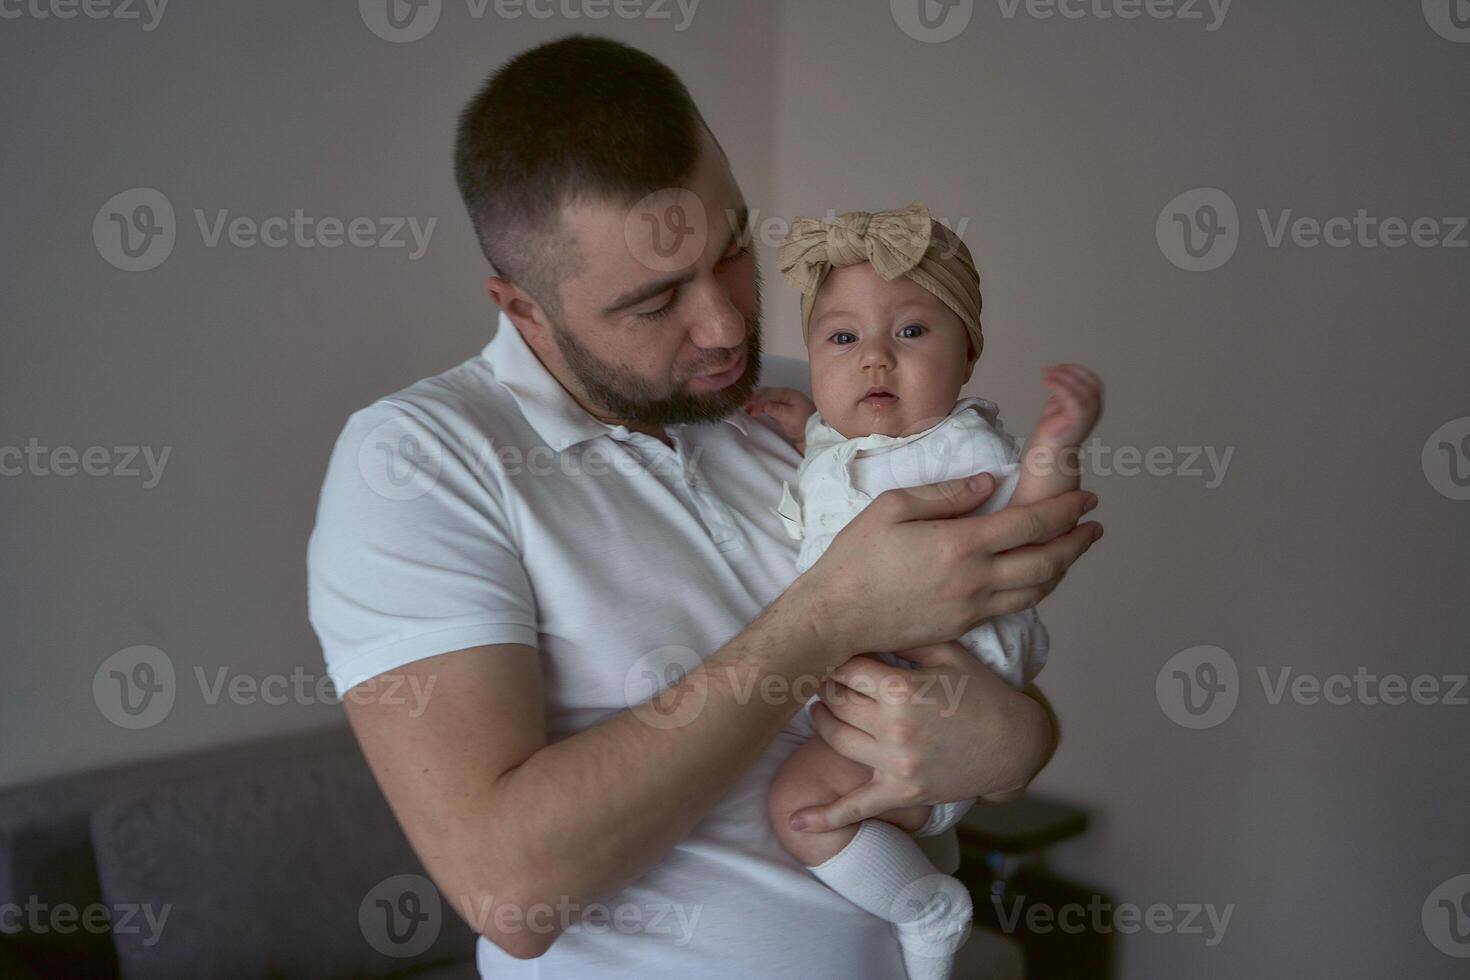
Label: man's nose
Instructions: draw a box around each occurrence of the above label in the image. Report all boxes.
[688,287,747,351]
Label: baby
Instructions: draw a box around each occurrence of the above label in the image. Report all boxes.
[746,202,1102,980]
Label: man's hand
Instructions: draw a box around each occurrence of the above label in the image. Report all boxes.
[787,642,1057,832]
[792,473,1101,660]
[745,385,816,453]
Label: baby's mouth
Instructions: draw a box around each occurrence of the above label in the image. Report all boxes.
[860,386,899,407]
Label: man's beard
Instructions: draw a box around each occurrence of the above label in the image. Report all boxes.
[549,279,765,428]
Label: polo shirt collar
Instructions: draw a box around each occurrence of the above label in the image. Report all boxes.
[482,311,750,452]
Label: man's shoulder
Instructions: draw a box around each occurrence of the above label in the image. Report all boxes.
[342,347,523,448]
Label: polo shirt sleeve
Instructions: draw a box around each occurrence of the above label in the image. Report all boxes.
[306,399,539,694]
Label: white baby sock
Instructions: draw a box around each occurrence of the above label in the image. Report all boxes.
[914,798,975,838]
[807,819,974,980]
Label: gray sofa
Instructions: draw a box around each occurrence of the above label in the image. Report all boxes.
[0,726,479,979]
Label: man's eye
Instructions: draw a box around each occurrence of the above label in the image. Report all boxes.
[719,244,751,265]
[637,292,677,321]
[898,323,925,338]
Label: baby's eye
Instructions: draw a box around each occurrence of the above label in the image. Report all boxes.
[898,323,925,339]
[830,331,857,345]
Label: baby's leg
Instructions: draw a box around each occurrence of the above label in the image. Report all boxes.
[769,730,929,866]
[769,737,973,980]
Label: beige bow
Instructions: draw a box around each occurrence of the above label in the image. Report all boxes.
[776,201,984,363]
[779,202,934,294]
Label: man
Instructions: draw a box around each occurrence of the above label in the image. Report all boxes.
[306,35,1101,978]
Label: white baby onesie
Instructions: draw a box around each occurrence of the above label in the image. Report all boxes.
[773,395,1049,696]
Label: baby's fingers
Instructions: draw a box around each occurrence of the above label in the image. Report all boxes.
[1053,364,1104,401]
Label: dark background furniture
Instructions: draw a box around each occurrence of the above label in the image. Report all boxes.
[1,726,1103,979]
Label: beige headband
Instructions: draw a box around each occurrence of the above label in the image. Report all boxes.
[776,201,983,363]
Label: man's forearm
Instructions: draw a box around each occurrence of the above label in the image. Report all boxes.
[485,582,840,938]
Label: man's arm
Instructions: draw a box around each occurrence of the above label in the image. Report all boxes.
[346,588,832,958]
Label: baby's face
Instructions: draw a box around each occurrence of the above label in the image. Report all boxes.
[806,261,975,440]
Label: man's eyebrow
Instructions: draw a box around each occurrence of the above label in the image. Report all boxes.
[600,205,751,316]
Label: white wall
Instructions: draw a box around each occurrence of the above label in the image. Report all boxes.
[767,1,1469,977]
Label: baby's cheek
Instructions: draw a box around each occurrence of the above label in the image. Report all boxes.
[806,362,845,422]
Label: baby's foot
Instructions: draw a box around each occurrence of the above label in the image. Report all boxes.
[890,873,973,980]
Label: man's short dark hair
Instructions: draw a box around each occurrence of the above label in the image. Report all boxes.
[454,35,707,315]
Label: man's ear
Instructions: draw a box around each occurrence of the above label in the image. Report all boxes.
[485,276,554,350]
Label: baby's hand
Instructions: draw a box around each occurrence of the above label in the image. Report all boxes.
[1033,363,1104,448]
[745,386,817,454]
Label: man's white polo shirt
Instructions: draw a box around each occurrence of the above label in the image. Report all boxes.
[306,313,957,978]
